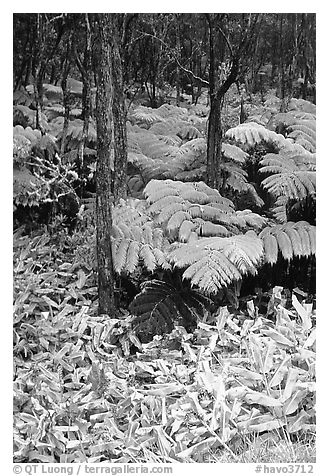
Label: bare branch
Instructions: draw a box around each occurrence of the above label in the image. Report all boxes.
[139,31,209,87]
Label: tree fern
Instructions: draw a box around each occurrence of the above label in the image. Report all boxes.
[226,121,313,157]
[259,221,315,264]
[260,153,316,202]
[129,106,165,126]
[144,179,266,241]
[287,124,316,153]
[130,279,212,342]
[111,199,170,273]
[57,118,97,150]
[14,105,49,131]
[169,231,263,294]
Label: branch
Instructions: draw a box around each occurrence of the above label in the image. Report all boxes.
[140,31,209,87]
[217,25,233,58]
[121,13,138,47]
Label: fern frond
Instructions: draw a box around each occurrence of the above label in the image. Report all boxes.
[157,203,187,225]
[259,221,315,264]
[169,232,263,294]
[225,122,274,147]
[140,244,157,271]
[261,231,279,265]
[129,106,164,126]
[199,221,231,237]
[179,220,198,242]
[184,252,240,292]
[114,238,130,273]
[125,241,141,273]
[271,196,288,223]
[274,229,294,260]
[167,210,191,233]
[177,124,203,140]
[222,142,248,163]
[130,278,210,342]
[288,98,316,115]
[111,199,170,274]
[260,154,316,200]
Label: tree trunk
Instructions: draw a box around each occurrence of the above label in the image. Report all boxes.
[109,15,128,203]
[95,14,116,316]
[175,14,181,106]
[206,14,224,190]
[279,15,285,101]
[60,37,72,155]
[75,14,93,195]
[207,94,223,188]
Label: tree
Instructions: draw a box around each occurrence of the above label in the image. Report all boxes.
[94,14,116,316]
[74,13,93,186]
[205,14,261,189]
[109,14,128,203]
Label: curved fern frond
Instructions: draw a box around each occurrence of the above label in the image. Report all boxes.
[259,221,315,264]
[129,106,164,126]
[288,98,316,115]
[111,199,171,273]
[130,279,211,342]
[260,153,316,201]
[144,179,266,240]
[225,122,279,148]
[226,122,314,157]
[169,231,263,294]
[222,143,249,163]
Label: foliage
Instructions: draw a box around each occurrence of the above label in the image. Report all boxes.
[13,14,316,464]
[13,125,79,216]
[259,222,315,265]
[169,231,264,294]
[130,279,212,342]
[14,235,316,463]
[112,199,170,274]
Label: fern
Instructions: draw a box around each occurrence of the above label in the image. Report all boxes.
[259,221,315,264]
[129,106,164,126]
[288,98,316,115]
[222,143,248,163]
[169,231,263,294]
[57,118,97,150]
[144,179,266,241]
[260,153,316,201]
[130,279,211,342]
[111,199,170,274]
[226,121,314,157]
[14,105,49,131]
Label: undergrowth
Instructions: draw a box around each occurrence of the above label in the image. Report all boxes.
[14,230,316,463]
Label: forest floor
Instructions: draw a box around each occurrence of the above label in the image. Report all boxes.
[13,226,316,464]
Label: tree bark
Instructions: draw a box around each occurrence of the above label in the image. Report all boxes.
[207,94,223,188]
[206,14,226,189]
[95,14,116,316]
[175,14,181,106]
[75,14,93,193]
[109,15,128,203]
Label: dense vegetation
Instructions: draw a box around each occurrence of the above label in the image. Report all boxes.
[13,13,316,464]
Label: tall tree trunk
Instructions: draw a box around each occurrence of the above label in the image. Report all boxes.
[279,15,285,102]
[34,14,45,133]
[75,14,93,195]
[175,14,181,106]
[60,36,72,155]
[206,14,225,189]
[109,15,128,203]
[207,94,223,188]
[95,14,116,316]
